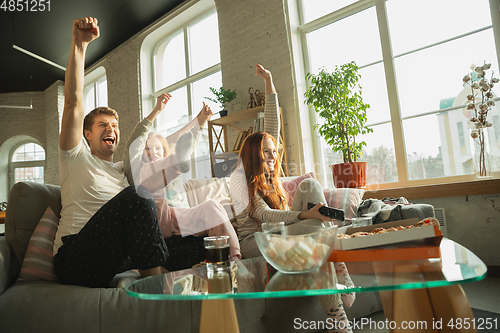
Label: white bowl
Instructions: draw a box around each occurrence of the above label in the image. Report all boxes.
[255,223,338,274]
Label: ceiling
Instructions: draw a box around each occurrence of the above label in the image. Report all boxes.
[0,0,186,94]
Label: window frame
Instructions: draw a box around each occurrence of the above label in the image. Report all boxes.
[9,141,45,188]
[149,7,221,179]
[296,0,500,190]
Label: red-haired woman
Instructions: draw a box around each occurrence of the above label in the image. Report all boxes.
[229,65,355,333]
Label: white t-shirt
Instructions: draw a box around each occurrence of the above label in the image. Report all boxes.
[54,140,129,254]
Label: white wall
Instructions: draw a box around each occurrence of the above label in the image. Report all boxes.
[412,194,500,266]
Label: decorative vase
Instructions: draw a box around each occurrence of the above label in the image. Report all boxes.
[469,124,492,179]
[329,162,368,188]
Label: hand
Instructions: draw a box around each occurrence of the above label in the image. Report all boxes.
[197,102,214,126]
[255,64,272,81]
[155,93,172,111]
[73,17,99,43]
[298,203,332,223]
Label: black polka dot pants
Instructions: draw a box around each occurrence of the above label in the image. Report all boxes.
[54,185,168,288]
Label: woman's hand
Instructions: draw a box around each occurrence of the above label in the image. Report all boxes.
[255,64,275,94]
[298,202,332,223]
[255,64,272,80]
[154,93,172,112]
[145,93,171,123]
[197,102,214,127]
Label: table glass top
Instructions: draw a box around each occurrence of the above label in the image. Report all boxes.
[126,238,487,300]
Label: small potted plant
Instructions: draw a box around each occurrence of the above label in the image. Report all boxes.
[205,87,237,117]
[304,61,372,188]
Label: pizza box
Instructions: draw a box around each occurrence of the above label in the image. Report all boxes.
[333,218,442,251]
[328,239,442,263]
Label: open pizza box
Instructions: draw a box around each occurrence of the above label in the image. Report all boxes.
[328,218,443,262]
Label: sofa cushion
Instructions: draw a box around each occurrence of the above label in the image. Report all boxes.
[281,172,317,209]
[18,207,59,282]
[5,181,61,264]
[323,187,365,221]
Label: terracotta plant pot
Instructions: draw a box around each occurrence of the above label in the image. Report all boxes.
[329,162,367,188]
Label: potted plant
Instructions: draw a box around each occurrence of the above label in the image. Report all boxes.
[304,61,372,188]
[205,86,237,117]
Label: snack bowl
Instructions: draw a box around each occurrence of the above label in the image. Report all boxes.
[255,223,338,274]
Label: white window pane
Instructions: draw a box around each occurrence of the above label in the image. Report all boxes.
[191,71,222,114]
[359,123,398,185]
[15,167,44,184]
[156,86,189,136]
[12,143,45,162]
[191,72,222,177]
[359,64,391,124]
[301,0,358,24]
[189,13,220,75]
[403,114,447,180]
[387,0,492,56]
[307,6,382,72]
[157,32,186,89]
[84,85,95,114]
[394,29,499,119]
[98,79,108,107]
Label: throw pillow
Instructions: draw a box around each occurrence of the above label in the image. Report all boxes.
[281,172,318,209]
[323,188,365,221]
[18,207,59,282]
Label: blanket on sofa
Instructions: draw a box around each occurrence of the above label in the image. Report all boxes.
[358,197,412,224]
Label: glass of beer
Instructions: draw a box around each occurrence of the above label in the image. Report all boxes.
[203,236,233,294]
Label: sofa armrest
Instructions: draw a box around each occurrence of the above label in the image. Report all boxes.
[0,236,17,295]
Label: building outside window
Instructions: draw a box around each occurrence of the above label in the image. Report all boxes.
[10,143,45,186]
[299,0,500,188]
[152,10,221,179]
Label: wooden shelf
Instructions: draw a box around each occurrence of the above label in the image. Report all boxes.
[208,106,289,177]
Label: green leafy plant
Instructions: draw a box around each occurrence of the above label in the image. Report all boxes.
[304,61,372,163]
[204,87,237,110]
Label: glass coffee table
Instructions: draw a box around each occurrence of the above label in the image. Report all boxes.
[126,239,487,333]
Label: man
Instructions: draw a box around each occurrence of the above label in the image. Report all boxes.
[54,17,168,288]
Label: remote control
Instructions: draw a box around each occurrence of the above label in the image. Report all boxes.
[307,202,345,221]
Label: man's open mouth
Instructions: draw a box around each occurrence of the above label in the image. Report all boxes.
[103,137,115,145]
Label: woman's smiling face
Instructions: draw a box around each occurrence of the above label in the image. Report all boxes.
[262,138,277,171]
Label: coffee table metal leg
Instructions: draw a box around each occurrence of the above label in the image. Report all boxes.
[199,299,240,333]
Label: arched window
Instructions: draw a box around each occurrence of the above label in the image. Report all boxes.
[10,143,45,186]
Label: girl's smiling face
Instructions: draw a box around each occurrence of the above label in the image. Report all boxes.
[262,138,277,171]
[143,137,164,162]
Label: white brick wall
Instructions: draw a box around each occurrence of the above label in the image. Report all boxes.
[0,91,46,200]
[43,81,64,185]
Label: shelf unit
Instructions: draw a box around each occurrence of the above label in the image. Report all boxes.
[208,105,289,177]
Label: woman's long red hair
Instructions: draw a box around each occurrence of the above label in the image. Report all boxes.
[238,131,288,216]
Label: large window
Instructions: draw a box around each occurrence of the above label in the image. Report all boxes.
[299,0,500,188]
[10,143,45,186]
[84,68,108,115]
[152,10,221,179]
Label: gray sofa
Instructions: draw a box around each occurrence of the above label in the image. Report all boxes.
[0,181,330,333]
[0,181,435,332]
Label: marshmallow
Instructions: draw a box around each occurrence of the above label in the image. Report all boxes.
[315,243,330,258]
[292,241,314,259]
